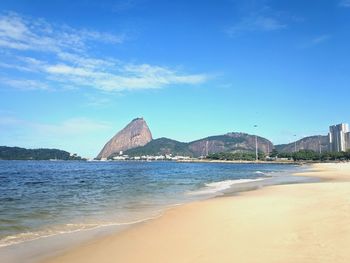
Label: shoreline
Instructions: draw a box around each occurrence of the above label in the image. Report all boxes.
[0,163,309,263]
[178,159,297,164]
[2,162,348,263]
[39,162,350,263]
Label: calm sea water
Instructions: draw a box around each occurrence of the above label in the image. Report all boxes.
[0,160,304,248]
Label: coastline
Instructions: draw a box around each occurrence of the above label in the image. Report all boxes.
[38,162,350,263]
[177,159,297,164]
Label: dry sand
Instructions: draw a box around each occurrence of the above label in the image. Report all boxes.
[43,163,350,263]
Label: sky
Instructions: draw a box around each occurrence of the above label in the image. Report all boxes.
[0,0,349,157]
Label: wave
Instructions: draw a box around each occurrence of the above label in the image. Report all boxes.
[254,171,265,175]
[0,215,162,248]
[187,178,266,196]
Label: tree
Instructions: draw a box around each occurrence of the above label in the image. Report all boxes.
[269,149,279,158]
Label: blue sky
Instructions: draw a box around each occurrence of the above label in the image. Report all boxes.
[0,0,349,157]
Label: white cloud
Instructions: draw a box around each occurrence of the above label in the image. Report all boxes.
[46,64,93,77]
[1,55,208,92]
[57,52,116,69]
[0,12,209,92]
[54,63,208,92]
[0,12,124,53]
[339,0,350,7]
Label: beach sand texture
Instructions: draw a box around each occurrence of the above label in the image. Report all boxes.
[43,163,350,263]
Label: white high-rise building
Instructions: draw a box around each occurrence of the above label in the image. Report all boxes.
[329,123,350,152]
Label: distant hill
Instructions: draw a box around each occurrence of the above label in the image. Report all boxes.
[124,138,193,157]
[275,135,329,153]
[0,146,83,160]
[120,133,274,158]
[98,117,334,159]
[188,133,273,157]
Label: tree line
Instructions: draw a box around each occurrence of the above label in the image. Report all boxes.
[207,149,350,161]
[206,152,266,161]
[270,149,350,161]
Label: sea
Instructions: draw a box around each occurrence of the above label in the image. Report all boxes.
[0,160,314,262]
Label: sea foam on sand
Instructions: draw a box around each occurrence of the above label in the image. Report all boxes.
[188,178,266,196]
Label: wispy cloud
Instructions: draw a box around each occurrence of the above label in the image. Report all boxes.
[84,94,113,107]
[1,54,208,92]
[0,78,50,90]
[0,12,208,92]
[0,12,124,53]
[339,0,350,7]
[227,16,286,36]
[299,34,331,48]
[33,118,112,136]
[0,116,112,137]
[0,115,113,156]
[311,34,331,45]
[225,5,290,37]
[112,0,144,12]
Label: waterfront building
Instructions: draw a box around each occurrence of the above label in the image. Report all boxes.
[329,123,350,152]
[346,132,350,150]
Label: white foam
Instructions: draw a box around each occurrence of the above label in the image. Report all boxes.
[188,178,266,196]
[0,215,162,248]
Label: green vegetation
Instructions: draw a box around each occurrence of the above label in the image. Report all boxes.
[206,151,266,161]
[191,135,245,145]
[272,149,350,161]
[207,149,350,162]
[116,133,271,158]
[0,146,84,160]
[123,138,193,157]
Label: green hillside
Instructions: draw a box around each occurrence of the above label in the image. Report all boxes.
[123,138,193,157]
[0,146,83,160]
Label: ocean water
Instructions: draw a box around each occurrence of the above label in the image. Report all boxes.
[0,160,307,249]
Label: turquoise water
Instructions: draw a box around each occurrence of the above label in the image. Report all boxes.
[0,160,305,248]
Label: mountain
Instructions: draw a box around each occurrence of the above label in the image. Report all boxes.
[188,133,273,157]
[124,138,193,157]
[0,146,83,160]
[97,118,152,159]
[275,135,329,153]
[121,132,273,158]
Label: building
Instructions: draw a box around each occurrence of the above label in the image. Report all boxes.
[346,132,350,150]
[329,123,350,152]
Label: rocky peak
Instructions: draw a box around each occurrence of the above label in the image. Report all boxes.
[97,118,152,159]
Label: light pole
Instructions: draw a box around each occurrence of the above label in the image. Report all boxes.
[294,135,297,152]
[254,125,258,161]
[319,135,322,155]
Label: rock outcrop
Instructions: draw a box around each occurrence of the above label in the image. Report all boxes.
[97,118,152,159]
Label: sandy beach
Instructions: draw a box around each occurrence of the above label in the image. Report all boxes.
[42,163,350,263]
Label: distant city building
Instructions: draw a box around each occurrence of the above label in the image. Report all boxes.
[329,123,350,152]
[346,132,350,150]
